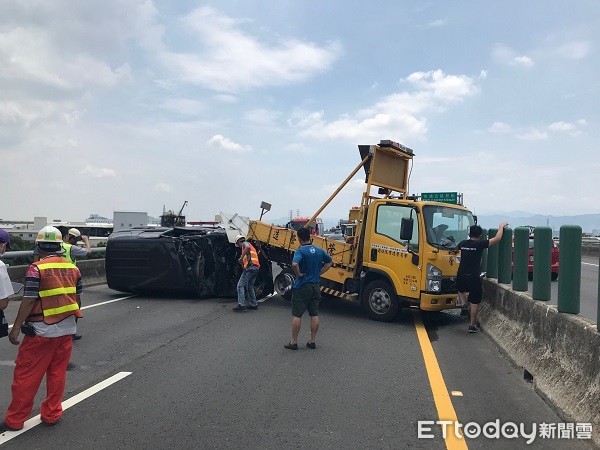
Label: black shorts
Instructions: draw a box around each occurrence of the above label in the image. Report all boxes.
[291,283,321,317]
[456,274,483,304]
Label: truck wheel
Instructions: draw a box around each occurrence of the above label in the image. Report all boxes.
[274,269,295,302]
[362,280,399,322]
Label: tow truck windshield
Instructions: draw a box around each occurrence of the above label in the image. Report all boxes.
[423,205,475,250]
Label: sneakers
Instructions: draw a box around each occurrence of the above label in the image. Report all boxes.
[0,422,21,433]
[247,305,258,310]
[284,342,298,350]
[468,325,479,334]
[306,342,316,349]
[232,305,246,312]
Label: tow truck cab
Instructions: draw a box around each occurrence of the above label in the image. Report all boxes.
[250,139,475,321]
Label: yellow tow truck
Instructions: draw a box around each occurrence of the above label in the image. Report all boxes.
[248,140,476,321]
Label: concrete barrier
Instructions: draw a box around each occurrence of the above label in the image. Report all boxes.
[7,259,106,289]
[480,280,599,446]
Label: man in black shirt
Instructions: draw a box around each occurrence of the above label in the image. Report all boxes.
[456,222,507,333]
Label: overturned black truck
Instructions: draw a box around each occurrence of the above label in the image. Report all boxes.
[105,225,274,299]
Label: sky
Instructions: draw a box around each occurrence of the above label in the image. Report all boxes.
[2,1,599,224]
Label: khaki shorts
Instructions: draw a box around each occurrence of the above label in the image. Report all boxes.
[291,283,321,317]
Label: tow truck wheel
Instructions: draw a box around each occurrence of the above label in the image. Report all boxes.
[362,280,398,322]
[274,269,295,302]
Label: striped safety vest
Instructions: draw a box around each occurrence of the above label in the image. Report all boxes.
[26,256,83,324]
[241,243,261,269]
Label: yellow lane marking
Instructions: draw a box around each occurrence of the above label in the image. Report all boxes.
[413,311,468,450]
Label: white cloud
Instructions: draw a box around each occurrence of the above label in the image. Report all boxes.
[81,165,117,178]
[207,134,252,152]
[517,129,548,141]
[404,70,477,102]
[513,55,534,68]
[548,121,575,132]
[298,70,478,142]
[427,19,446,28]
[155,182,174,193]
[492,44,534,68]
[489,122,512,133]
[288,110,325,128]
[160,6,342,92]
[547,120,586,136]
[556,41,590,60]
[479,70,488,80]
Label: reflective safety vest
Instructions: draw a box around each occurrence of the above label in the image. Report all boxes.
[61,242,76,265]
[241,243,260,269]
[26,256,83,324]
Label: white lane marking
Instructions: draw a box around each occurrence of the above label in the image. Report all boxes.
[582,262,599,267]
[0,371,132,445]
[80,294,137,310]
[8,295,136,330]
[258,293,277,303]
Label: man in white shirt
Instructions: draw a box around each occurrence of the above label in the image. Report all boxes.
[0,229,14,337]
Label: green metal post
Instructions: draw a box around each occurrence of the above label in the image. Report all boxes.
[557,225,581,314]
[498,227,512,284]
[513,227,529,291]
[486,228,499,279]
[532,226,552,301]
[480,228,488,275]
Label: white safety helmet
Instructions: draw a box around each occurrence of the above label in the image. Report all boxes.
[68,228,82,238]
[235,234,246,246]
[36,226,64,254]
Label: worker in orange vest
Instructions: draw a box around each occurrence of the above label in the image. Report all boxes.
[1,226,83,432]
[232,234,260,312]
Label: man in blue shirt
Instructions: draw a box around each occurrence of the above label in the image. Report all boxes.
[284,227,332,350]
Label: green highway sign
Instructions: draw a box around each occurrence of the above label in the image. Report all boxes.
[421,192,458,204]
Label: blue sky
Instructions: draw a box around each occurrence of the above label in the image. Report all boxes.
[2,1,599,223]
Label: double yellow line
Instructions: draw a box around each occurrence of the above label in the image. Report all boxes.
[413,311,468,450]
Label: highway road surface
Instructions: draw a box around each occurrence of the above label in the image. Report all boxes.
[524,257,598,323]
[0,286,595,449]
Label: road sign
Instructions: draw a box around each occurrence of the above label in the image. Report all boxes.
[421,192,458,204]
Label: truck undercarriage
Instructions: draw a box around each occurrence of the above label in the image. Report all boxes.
[106,226,273,299]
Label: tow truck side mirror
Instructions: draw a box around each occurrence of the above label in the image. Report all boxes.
[400,218,414,241]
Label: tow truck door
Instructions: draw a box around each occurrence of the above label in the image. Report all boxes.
[363,202,421,300]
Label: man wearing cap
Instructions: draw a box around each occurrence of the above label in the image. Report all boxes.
[1,226,83,432]
[60,227,92,265]
[232,235,260,312]
[0,229,14,337]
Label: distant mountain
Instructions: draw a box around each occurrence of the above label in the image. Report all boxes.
[476,213,600,235]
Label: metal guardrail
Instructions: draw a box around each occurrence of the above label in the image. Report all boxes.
[0,247,106,260]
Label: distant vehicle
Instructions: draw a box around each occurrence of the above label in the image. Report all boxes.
[513,235,559,281]
[528,236,559,281]
[286,217,324,236]
[323,232,344,241]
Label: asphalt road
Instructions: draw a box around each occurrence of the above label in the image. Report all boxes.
[0,286,595,449]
